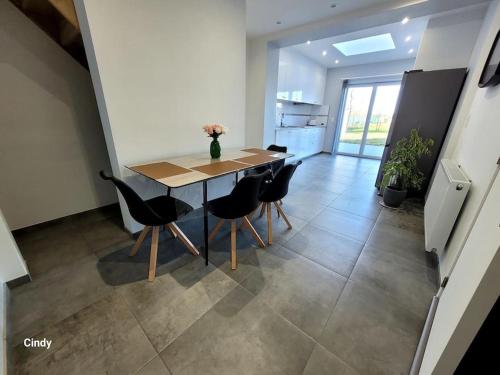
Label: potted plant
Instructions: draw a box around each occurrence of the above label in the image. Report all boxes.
[381,129,434,208]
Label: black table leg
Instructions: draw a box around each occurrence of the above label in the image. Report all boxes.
[203,181,209,266]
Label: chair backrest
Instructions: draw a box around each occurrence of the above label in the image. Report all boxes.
[267,144,287,173]
[267,144,287,153]
[99,171,162,225]
[229,170,272,216]
[261,161,302,202]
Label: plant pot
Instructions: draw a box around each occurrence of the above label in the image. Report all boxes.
[383,186,407,208]
[210,138,221,159]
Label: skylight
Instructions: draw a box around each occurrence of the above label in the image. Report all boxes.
[333,33,396,56]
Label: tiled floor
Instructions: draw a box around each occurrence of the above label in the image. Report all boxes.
[8,154,438,375]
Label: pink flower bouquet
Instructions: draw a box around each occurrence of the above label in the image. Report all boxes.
[203,124,227,159]
[202,124,227,139]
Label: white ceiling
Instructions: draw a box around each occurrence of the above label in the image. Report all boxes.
[289,16,429,68]
[246,0,398,37]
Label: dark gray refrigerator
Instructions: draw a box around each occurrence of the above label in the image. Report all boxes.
[376,68,468,196]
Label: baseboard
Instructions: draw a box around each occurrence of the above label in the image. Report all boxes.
[5,275,31,290]
[1,283,8,375]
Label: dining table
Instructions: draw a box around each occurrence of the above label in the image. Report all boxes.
[126,147,294,265]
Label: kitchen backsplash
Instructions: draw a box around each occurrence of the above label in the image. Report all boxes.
[276,101,329,127]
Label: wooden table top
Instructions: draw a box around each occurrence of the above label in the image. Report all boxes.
[126,148,293,188]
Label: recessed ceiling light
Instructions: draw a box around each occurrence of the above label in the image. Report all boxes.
[333,33,395,56]
[335,59,340,64]
[402,17,409,25]
[408,48,414,54]
[306,40,311,45]
[322,50,328,56]
[405,35,412,42]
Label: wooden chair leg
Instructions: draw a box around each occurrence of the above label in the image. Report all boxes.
[166,224,177,238]
[130,226,151,256]
[242,216,265,248]
[274,201,292,229]
[266,202,273,245]
[208,219,225,243]
[259,202,266,218]
[148,226,160,281]
[231,221,237,270]
[168,223,200,256]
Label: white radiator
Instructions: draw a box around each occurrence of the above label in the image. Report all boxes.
[424,159,471,253]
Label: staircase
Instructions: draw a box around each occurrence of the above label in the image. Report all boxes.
[10,0,88,69]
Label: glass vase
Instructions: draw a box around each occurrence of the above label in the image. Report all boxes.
[210,138,221,159]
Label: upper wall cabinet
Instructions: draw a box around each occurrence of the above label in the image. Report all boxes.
[277,48,327,105]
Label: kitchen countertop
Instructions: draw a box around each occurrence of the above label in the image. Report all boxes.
[275,125,327,130]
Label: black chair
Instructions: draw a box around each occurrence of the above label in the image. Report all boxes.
[257,161,302,245]
[99,171,199,281]
[252,144,288,175]
[207,170,271,270]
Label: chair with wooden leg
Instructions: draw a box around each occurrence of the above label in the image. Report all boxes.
[206,170,271,270]
[258,161,302,245]
[99,171,199,281]
[246,145,288,176]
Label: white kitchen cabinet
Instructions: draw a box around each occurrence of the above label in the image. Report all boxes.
[277,49,326,105]
[275,126,326,161]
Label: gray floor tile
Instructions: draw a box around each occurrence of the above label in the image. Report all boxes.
[284,224,364,277]
[250,206,308,245]
[118,256,238,352]
[239,245,346,339]
[319,281,423,375]
[9,255,113,344]
[15,229,93,277]
[329,193,382,220]
[302,344,359,375]
[281,193,329,222]
[310,208,375,242]
[160,286,316,375]
[365,222,428,267]
[81,216,132,252]
[351,246,437,318]
[13,294,156,375]
[284,224,363,277]
[135,357,171,375]
[376,201,425,235]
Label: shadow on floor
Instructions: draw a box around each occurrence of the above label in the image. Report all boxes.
[96,237,188,286]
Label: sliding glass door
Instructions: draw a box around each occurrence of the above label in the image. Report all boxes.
[335,81,401,159]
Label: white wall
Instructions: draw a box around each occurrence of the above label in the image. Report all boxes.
[420,2,500,372]
[420,172,499,374]
[414,5,486,71]
[436,0,500,280]
[322,59,415,152]
[0,0,117,230]
[0,210,28,283]
[0,209,27,375]
[75,0,247,232]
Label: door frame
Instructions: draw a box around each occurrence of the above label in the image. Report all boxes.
[332,79,402,160]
